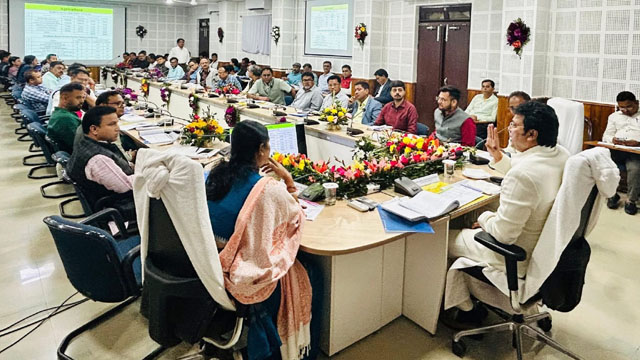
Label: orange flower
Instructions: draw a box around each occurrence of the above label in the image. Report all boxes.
[513,40,522,49]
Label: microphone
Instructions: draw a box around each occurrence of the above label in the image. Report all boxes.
[347,114,363,136]
[105,54,121,66]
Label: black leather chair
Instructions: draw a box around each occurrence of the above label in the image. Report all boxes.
[451,186,599,360]
[143,198,246,356]
[25,122,57,179]
[43,209,163,360]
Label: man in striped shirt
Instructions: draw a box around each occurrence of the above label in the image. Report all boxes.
[21,69,52,113]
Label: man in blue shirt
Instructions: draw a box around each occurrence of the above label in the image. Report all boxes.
[21,69,52,112]
[166,57,185,80]
[285,62,302,87]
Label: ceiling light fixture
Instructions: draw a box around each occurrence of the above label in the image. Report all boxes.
[190,0,197,4]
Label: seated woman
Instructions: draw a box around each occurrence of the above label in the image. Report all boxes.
[206,120,321,360]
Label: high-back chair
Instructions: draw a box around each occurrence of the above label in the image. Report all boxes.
[43,209,163,360]
[447,148,620,360]
[25,122,57,179]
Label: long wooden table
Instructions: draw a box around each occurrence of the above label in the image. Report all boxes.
[108,71,501,356]
[584,140,640,155]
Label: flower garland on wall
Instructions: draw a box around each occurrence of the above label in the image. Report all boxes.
[506,18,531,58]
[136,25,147,39]
[272,132,464,198]
[218,27,224,43]
[271,26,281,45]
[355,23,368,47]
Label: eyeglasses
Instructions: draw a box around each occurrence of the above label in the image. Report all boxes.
[508,121,523,128]
[435,96,449,102]
[108,101,125,107]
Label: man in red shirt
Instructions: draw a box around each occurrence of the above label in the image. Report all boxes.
[374,81,418,134]
[341,64,353,90]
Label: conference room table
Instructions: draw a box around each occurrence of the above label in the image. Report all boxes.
[105,71,501,356]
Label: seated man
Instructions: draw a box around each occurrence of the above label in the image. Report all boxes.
[434,86,476,146]
[196,58,217,89]
[284,62,302,87]
[47,83,86,154]
[21,69,52,113]
[341,64,353,91]
[373,80,418,134]
[321,75,349,110]
[184,58,200,84]
[241,65,262,95]
[602,91,640,215]
[46,67,96,116]
[153,55,169,76]
[302,63,318,84]
[466,79,498,140]
[290,72,323,112]
[67,106,136,221]
[351,81,383,125]
[132,50,150,69]
[447,102,570,322]
[41,61,65,90]
[215,65,243,90]
[247,67,295,105]
[373,68,393,105]
[166,57,185,80]
[96,90,138,154]
[318,61,333,94]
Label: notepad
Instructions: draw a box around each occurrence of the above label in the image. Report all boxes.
[377,206,434,233]
[139,129,179,145]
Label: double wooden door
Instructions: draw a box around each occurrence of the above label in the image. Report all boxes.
[415,21,470,132]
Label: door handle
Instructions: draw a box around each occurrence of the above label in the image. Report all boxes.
[443,77,448,86]
[436,25,441,42]
[445,25,460,42]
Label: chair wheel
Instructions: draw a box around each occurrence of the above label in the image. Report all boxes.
[452,340,466,358]
[537,317,552,332]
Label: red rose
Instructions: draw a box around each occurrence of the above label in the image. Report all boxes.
[188,128,195,133]
[513,40,522,49]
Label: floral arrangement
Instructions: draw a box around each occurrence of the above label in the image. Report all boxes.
[271,132,465,199]
[217,27,224,43]
[119,88,138,102]
[506,18,531,58]
[180,107,226,148]
[136,25,147,39]
[188,93,199,115]
[160,84,171,107]
[148,67,164,80]
[272,26,281,45]
[215,83,241,96]
[140,78,150,98]
[319,101,349,130]
[355,23,368,47]
[224,105,240,127]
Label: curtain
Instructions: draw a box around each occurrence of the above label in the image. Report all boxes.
[242,15,272,55]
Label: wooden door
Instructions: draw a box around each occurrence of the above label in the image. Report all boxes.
[199,18,210,57]
[416,24,444,133]
[442,23,471,109]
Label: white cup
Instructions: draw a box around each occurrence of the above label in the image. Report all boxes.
[443,159,456,181]
[322,182,339,206]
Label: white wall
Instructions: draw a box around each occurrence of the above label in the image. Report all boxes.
[0,0,8,51]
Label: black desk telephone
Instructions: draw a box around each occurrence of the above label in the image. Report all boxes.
[394,177,422,197]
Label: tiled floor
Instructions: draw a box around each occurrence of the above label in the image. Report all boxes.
[1,100,639,359]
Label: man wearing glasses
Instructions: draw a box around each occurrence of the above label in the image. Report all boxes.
[434,86,476,146]
[95,90,138,155]
[291,72,323,112]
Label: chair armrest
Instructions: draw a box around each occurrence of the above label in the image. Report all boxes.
[121,244,141,293]
[81,208,128,238]
[473,231,526,291]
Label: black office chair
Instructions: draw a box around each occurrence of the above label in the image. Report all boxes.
[451,186,599,360]
[43,209,164,360]
[143,198,245,356]
[25,122,58,179]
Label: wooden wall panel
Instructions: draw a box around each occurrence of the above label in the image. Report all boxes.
[88,66,100,84]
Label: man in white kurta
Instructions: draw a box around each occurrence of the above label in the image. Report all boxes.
[465,79,498,140]
[448,101,570,318]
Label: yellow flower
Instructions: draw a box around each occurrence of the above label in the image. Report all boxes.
[298,161,305,170]
[215,126,224,134]
[338,111,344,117]
[324,108,331,114]
[416,140,424,150]
[402,137,411,145]
[194,129,204,136]
[404,146,411,155]
[436,146,444,155]
[327,115,335,123]
[360,27,366,32]
[389,144,396,153]
[282,157,290,166]
[331,109,337,114]
[353,161,364,171]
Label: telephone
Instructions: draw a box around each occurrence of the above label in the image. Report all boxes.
[394,177,422,197]
[299,183,325,201]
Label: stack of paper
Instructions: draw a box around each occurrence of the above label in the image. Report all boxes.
[299,199,324,221]
[139,129,179,145]
[164,145,220,159]
[458,179,501,195]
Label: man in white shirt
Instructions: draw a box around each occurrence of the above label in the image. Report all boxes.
[210,53,219,72]
[46,67,96,115]
[291,72,323,112]
[41,61,65,90]
[318,61,332,95]
[466,79,498,140]
[602,91,640,215]
[321,75,349,110]
[447,101,569,324]
[168,38,191,68]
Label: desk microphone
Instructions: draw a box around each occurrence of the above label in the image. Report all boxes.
[346,114,363,136]
[105,55,121,66]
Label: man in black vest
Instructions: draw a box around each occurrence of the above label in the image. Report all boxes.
[67,106,136,221]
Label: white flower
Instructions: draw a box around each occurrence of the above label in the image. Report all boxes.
[358,140,365,146]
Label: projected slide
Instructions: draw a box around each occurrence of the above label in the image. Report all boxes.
[24,3,113,61]
[304,0,353,57]
[309,4,349,51]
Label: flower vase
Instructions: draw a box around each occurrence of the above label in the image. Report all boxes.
[326,123,341,131]
[200,139,214,148]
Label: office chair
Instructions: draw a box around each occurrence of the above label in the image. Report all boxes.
[25,122,57,179]
[451,186,598,360]
[43,209,164,360]
[143,198,245,357]
[37,137,75,199]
